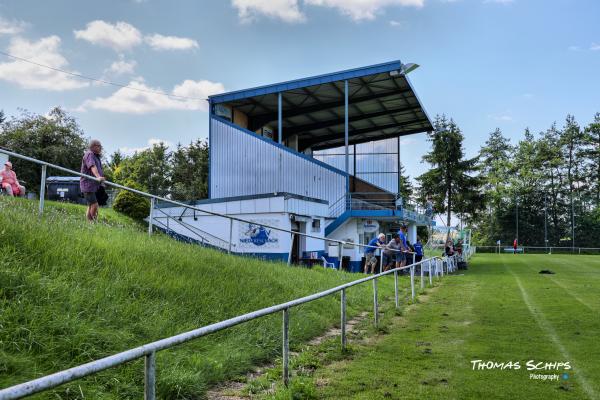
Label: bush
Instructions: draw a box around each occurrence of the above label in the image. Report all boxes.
[112,187,150,220]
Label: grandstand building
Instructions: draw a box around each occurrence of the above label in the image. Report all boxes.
[151,60,434,271]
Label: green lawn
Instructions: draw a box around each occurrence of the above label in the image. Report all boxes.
[310,253,600,400]
[0,197,391,399]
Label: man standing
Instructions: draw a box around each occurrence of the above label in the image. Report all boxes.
[364,233,386,274]
[0,161,26,197]
[384,234,404,272]
[80,139,105,222]
[414,237,424,263]
[513,238,518,254]
[397,224,410,269]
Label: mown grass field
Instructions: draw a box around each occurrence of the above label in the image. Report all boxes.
[302,253,600,400]
[0,197,393,399]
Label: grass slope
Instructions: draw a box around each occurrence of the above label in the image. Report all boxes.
[310,254,600,400]
[0,197,390,399]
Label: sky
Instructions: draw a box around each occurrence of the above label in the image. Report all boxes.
[0,0,599,183]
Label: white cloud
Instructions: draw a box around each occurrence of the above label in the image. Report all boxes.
[144,34,199,50]
[0,15,27,35]
[591,43,600,51]
[0,36,88,91]
[74,20,142,51]
[77,78,225,114]
[389,19,402,27]
[120,138,173,155]
[232,0,306,23]
[106,57,137,75]
[305,0,424,21]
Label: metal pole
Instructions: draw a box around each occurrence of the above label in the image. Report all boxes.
[282,308,289,386]
[544,193,548,253]
[144,351,156,400]
[379,249,384,274]
[373,278,378,326]
[516,197,519,245]
[340,289,347,350]
[338,242,343,271]
[420,260,425,289]
[429,259,433,286]
[278,92,283,144]
[228,219,233,254]
[288,233,295,266]
[344,79,349,194]
[148,198,154,235]
[571,193,575,253]
[39,165,47,215]
[394,270,399,308]
[410,266,415,301]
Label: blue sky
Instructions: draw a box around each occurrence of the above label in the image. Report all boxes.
[0,0,599,182]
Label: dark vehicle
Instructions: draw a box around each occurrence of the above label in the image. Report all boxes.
[46,176,85,204]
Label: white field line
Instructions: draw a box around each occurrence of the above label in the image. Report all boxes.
[513,257,598,313]
[502,258,598,400]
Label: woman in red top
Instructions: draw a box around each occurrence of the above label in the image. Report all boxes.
[0,161,26,197]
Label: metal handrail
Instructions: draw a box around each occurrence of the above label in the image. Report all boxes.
[153,208,232,249]
[0,148,405,256]
[0,254,459,399]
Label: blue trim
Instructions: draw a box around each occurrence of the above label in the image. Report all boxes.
[324,210,351,236]
[212,115,346,176]
[210,60,403,104]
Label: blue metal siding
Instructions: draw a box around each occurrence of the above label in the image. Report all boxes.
[210,118,345,208]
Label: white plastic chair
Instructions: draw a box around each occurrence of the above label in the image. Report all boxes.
[322,256,336,269]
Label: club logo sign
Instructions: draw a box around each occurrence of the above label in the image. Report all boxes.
[239,220,279,248]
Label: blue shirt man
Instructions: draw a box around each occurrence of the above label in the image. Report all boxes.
[414,241,423,256]
[364,233,385,274]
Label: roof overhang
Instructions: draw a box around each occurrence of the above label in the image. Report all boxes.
[209,60,433,152]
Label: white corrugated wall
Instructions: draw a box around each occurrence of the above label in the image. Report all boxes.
[210,118,346,208]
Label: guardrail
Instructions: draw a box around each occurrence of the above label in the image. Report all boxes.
[0,254,459,399]
[0,147,463,398]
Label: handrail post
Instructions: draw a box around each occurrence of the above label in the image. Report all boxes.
[148,198,154,236]
[373,277,378,326]
[39,165,47,215]
[394,270,399,308]
[420,261,425,290]
[228,219,233,254]
[428,259,433,286]
[144,351,156,400]
[379,249,384,274]
[282,308,290,386]
[410,265,415,301]
[338,242,343,271]
[341,288,347,350]
[288,233,295,266]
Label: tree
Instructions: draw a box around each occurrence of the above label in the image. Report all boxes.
[416,115,483,234]
[112,143,171,196]
[398,163,412,202]
[171,139,209,201]
[0,107,87,193]
[584,113,600,208]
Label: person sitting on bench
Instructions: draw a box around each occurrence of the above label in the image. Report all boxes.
[1,161,26,197]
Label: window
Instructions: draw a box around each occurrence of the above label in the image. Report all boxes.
[311,219,321,232]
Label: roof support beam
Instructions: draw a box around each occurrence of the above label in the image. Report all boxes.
[282,105,422,136]
[306,126,428,151]
[248,88,414,130]
[344,79,349,194]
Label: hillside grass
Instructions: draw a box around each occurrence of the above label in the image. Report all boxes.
[302,254,600,400]
[0,197,391,399]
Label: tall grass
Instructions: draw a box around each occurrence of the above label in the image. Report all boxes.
[0,197,388,399]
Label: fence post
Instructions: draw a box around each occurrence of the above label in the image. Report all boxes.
[338,242,343,271]
[288,233,295,266]
[394,270,399,308]
[38,165,47,215]
[282,308,290,386]
[410,265,415,301]
[341,289,347,350]
[148,198,154,236]
[428,259,433,286]
[420,260,425,290]
[578,248,581,255]
[379,249,384,274]
[373,278,379,326]
[228,219,233,254]
[144,351,156,400]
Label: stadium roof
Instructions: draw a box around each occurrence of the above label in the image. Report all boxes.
[209,60,434,152]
